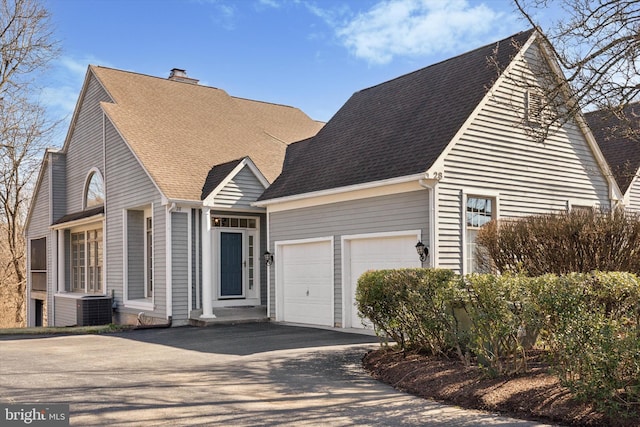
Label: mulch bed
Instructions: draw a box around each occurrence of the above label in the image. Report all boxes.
[362,347,639,426]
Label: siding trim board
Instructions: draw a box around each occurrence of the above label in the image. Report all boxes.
[259,177,425,213]
[166,206,173,320]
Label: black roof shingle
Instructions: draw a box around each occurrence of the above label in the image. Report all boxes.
[200,158,245,200]
[585,103,640,194]
[259,29,535,201]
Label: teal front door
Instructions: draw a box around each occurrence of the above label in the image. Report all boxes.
[220,232,243,297]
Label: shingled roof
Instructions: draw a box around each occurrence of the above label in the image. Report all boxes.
[90,66,324,201]
[259,29,535,201]
[200,158,245,200]
[585,103,640,194]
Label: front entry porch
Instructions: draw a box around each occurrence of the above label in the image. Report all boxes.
[200,209,264,320]
[189,305,268,326]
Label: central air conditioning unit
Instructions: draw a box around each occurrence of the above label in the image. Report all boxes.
[76,296,113,326]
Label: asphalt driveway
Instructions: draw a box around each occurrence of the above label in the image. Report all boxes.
[0,323,553,426]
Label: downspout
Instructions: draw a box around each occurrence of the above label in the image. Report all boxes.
[165,203,176,323]
[419,178,439,268]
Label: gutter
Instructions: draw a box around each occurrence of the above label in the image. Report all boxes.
[254,173,425,207]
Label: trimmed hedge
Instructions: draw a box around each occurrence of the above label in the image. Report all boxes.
[476,208,640,276]
[532,272,640,414]
[455,273,542,377]
[356,268,457,355]
[355,268,640,413]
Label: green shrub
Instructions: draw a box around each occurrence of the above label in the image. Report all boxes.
[532,272,640,414]
[476,207,640,275]
[355,268,457,355]
[357,266,640,413]
[455,273,542,377]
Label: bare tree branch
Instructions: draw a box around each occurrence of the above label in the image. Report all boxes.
[0,0,59,327]
[510,0,640,142]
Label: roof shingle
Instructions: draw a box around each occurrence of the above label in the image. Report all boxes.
[585,103,640,193]
[259,29,534,201]
[90,66,323,201]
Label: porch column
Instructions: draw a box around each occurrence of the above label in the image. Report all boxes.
[57,229,65,292]
[200,207,216,319]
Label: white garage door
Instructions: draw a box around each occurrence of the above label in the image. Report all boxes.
[279,240,333,326]
[347,234,421,329]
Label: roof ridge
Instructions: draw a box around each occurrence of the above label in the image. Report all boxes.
[231,95,303,111]
[90,64,227,92]
[357,28,534,94]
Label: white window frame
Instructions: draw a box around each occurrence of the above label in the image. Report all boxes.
[83,168,105,210]
[69,223,104,295]
[123,205,155,310]
[567,199,598,212]
[462,190,499,275]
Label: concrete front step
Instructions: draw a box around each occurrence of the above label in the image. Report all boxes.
[189,306,269,327]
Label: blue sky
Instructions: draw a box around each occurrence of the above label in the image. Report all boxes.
[41,0,557,145]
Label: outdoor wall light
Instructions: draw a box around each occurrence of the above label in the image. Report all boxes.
[263,251,274,266]
[415,241,428,262]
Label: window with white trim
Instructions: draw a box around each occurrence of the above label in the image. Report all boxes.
[125,206,153,303]
[71,228,103,294]
[30,237,47,292]
[85,171,104,208]
[466,196,495,273]
[212,216,257,228]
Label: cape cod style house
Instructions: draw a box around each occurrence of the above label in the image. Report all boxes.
[585,103,640,211]
[255,30,622,330]
[24,66,323,327]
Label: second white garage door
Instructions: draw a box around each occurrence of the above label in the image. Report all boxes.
[278,239,333,327]
[344,232,422,329]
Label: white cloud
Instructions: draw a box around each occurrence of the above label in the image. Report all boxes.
[332,0,517,64]
[257,0,280,8]
[211,2,237,30]
[40,55,109,138]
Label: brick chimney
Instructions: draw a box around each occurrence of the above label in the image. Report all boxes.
[168,68,199,84]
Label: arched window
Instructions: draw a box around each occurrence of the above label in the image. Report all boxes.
[85,170,104,209]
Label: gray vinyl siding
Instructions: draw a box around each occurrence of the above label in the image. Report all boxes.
[268,190,430,322]
[53,296,76,326]
[50,152,67,223]
[436,43,611,273]
[64,73,110,213]
[214,166,265,209]
[127,210,145,300]
[628,176,640,211]
[172,212,189,321]
[25,160,51,326]
[104,118,166,320]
